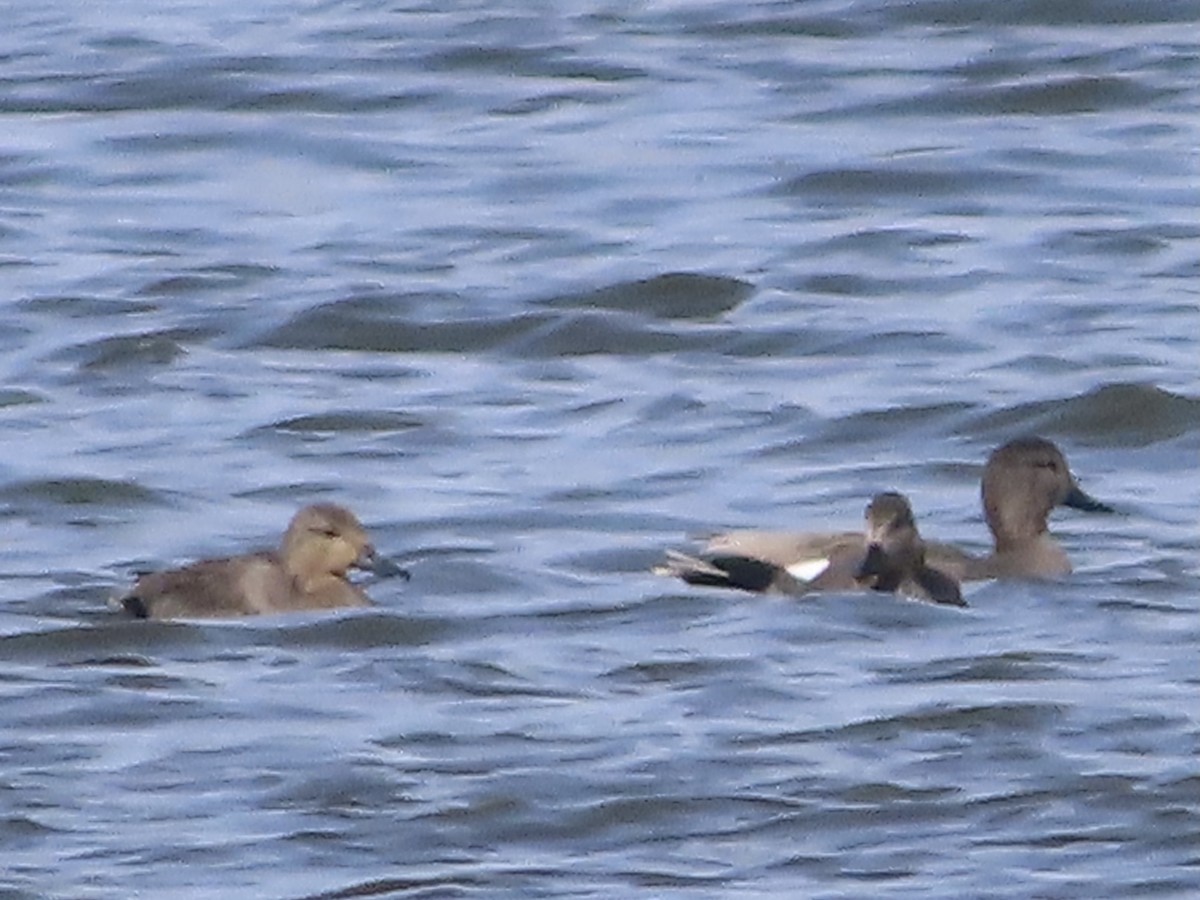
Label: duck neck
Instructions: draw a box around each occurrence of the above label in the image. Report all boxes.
[985,494,1051,552]
[279,537,337,590]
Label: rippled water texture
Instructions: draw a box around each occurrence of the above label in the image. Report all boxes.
[1,1,1198,898]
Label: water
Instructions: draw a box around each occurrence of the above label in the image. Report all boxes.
[1,1,1198,897]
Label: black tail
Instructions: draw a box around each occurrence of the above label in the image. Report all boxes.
[684,556,785,593]
[121,595,151,619]
[913,567,966,607]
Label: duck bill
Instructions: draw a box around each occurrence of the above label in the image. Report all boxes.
[1063,483,1113,514]
[359,549,412,581]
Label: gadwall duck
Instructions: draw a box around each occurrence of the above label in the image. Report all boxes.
[658,491,963,606]
[854,492,963,606]
[116,503,398,619]
[661,437,1110,589]
[930,436,1112,579]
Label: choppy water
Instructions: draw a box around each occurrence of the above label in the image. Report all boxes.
[2,1,1198,898]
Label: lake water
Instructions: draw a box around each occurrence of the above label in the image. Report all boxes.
[1,1,1198,898]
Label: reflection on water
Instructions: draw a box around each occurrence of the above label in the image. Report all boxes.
[1,1,1198,897]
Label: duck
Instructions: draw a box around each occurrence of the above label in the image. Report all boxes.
[658,436,1111,590]
[658,491,963,606]
[854,492,963,606]
[115,503,401,619]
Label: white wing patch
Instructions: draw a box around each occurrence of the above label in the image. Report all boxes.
[786,558,830,582]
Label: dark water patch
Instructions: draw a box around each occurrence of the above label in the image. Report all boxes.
[882,76,1170,118]
[973,824,1138,851]
[800,273,906,297]
[226,86,434,115]
[370,731,513,774]
[673,323,842,359]
[274,612,446,651]
[787,702,1065,745]
[243,418,443,460]
[84,224,232,258]
[999,144,1113,174]
[63,652,157,669]
[1160,258,1200,279]
[969,382,1200,447]
[0,477,166,511]
[624,399,735,444]
[0,322,33,353]
[102,670,202,692]
[507,310,704,358]
[9,684,220,731]
[494,88,625,116]
[252,292,547,353]
[52,328,213,373]
[989,353,1095,378]
[813,401,978,447]
[1045,224,1199,259]
[424,43,645,83]
[540,272,754,321]
[602,657,746,688]
[812,226,974,256]
[758,792,973,845]
[805,269,990,299]
[266,767,414,818]
[0,619,208,663]
[752,430,878,464]
[7,584,119,623]
[68,57,319,115]
[819,330,981,358]
[295,873,486,900]
[409,504,704,547]
[812,589,969,632]
[537,590,729,632]
[837,782,959,805]
[231,484,369,508]
[84,31,168,53]
[101,129,253,155]
[432,663,579,701]
[402,556,528,600]
[560,544,678,577]
[1098,591,1197,616]
[0,388,45,409]
[877,651,1099,684]
[473,793,705,848]
[779,166,1032,204]
[315,360,427,384]
[0,814,59,848]
[678,11,874,40]
[260,411,426,436]
[0,152,61,188]
[886,0,1200,27]
[17,295,158,317]
[134,264,281,297]
[1093,711,1192,746]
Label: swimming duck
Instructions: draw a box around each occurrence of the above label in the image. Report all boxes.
[854,492,963,606]
[115,503,396,619]
[659,491,963,606]
[931,436,1112,579]
[658,436,1111,590]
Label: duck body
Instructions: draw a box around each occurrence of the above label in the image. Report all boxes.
[660,436,1110,593]
[701,530,1070,584]
[659,492,963,607]
[854,492,963,606]
[117,503,382,619]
